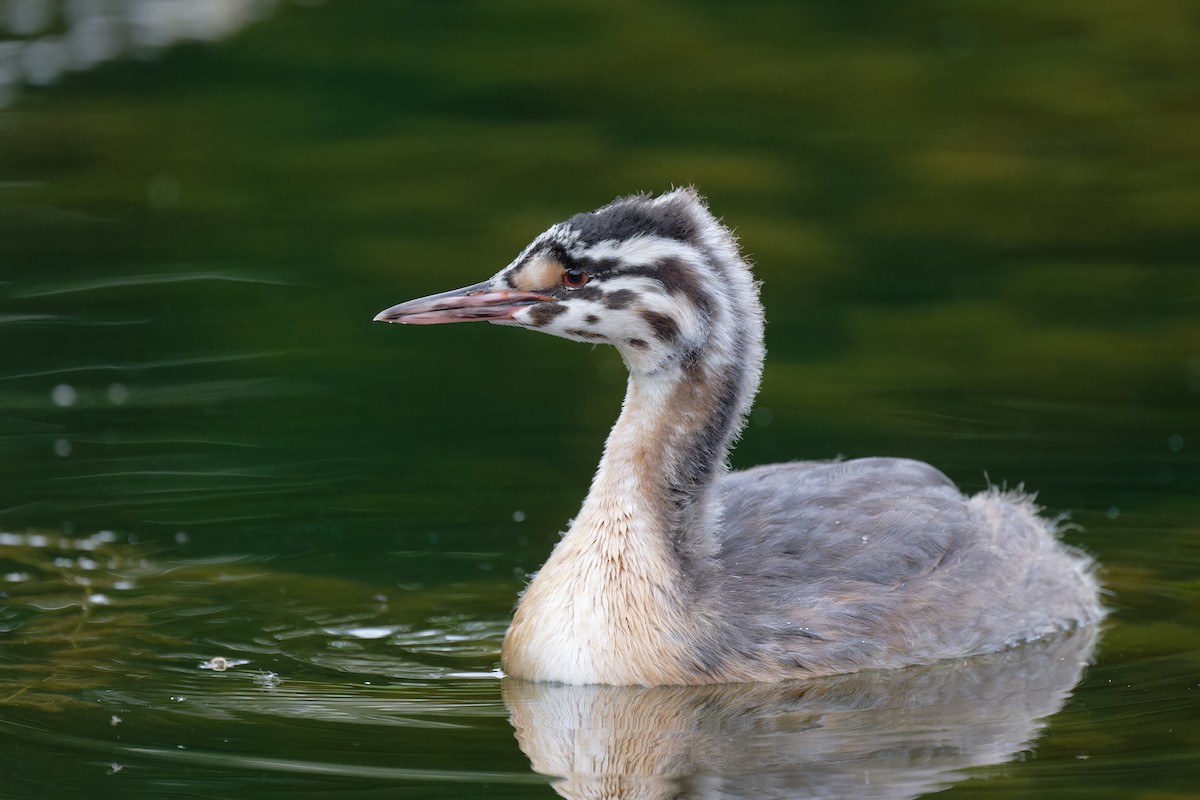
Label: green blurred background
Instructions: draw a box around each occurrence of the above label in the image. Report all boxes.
[1,0,1198,797]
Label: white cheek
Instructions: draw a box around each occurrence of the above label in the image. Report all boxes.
[587,308,644,340]
[618,345,663,375]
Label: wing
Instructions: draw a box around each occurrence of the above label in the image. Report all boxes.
[717,457,971,588]
[702,457,1099,678]
[712,457,989,673]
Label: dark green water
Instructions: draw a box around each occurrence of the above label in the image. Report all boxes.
[2,1,1198,797]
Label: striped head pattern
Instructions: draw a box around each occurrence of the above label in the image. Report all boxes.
[488,189,764,380]
[377,188,765,409]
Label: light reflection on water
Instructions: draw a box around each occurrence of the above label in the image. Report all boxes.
[1,0,285,105]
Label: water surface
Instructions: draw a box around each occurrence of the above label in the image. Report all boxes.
[2,1,1198,797]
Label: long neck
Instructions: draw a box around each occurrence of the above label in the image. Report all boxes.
[501,240,765,684]
[580,362,745,574]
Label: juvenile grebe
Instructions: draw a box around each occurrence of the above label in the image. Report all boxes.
[375,189,1103,686]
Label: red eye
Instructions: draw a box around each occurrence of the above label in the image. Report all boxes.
[562,268,589,288]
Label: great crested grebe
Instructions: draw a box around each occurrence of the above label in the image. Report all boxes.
[374,189,1103,686]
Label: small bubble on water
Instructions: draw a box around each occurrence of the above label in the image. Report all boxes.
[106,383,130,404]
[1167,434,1184,452]
[174,531,189,544]
[54,438,72,457]
[52,383,77,407]
[1106,506,1120,519]
[512,510,526,522]
[752,407,774,427]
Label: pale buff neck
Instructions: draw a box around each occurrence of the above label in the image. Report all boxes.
[498,369,722,684]
[563,363,740,580]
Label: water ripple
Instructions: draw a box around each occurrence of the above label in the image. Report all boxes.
[11,271,304,298]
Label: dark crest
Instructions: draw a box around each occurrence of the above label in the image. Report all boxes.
[566,192,701,246]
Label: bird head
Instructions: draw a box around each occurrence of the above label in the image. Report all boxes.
[375,188,762,376]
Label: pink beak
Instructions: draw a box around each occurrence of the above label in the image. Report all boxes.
[373,281,557,325]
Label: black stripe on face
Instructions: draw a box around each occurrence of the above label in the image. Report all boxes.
[627,338,649,349]
[603,289,636,310]
[526,303,568,327]
[585,314,600,325]
[640,310,679,343]
[621,259,713,317]
[565,285,605,303]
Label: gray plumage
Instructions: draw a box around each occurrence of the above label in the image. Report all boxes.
[712,458,1100,674]
[375,188,1105,686]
